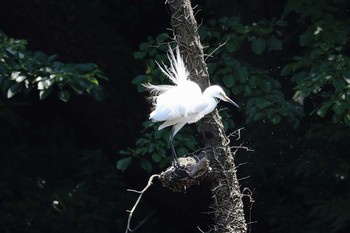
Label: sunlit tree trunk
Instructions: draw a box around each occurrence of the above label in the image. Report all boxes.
[166,0,247,232]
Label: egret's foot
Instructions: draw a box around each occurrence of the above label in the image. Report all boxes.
[172,159,180,168]
[172,157,182,168]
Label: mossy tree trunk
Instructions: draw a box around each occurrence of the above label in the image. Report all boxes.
[166,0,247,232]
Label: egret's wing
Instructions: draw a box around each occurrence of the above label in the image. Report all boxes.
[155,100,208,129]
[150,105,173,121]
[151,82,208,123]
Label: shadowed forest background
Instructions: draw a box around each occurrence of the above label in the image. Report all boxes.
[0,0,349,233]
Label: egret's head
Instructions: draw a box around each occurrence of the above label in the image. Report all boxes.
[208,85,239,108]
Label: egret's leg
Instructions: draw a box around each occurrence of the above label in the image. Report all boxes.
[169,128,179,167]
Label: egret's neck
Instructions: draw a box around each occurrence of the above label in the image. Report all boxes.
[202,86,218,115]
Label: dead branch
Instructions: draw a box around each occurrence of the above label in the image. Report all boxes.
[166,1,248,232]
[125,174,160,233]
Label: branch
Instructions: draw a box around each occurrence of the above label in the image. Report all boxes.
[166,1,248,232]
[125,174,160,233]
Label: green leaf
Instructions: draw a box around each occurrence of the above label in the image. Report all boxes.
[252,112,265,121]
[225,38,243,53]
[76,78,91,90]
[139,42,149,51]
[300,31,313,46]
[91,88,103,101]
[48,54,58,62]
[251,38,266,54]
[207,62,217,74]
[156,33,169,43]
[344,113,350,126]
[332,78,346,91]
[268,37,282,50]
[271,114,282,125]
[316,102,332,117]
[39,88,53,100]
[7,83,22,98]
[133,51,146,60]
[146,59,155,69]
[332,101,346,115]
[258,80,272,93]
[152,153,162,163]
[223,75,235,88]
[132,75,148,85]
[237,67,249,82]
[310,48,323,59]
[58,90,70,103]
[256,98,272,110]
[149,48,157,56]
[140,159,152,173]
[231,83,245,95]
[280,64,294,76]
[283,0,303,17]
[116,157,132,172]
[248,75,259,86]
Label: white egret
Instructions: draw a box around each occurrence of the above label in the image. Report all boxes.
[144,45,238,166]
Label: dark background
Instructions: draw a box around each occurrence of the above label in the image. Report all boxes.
[0,1,349,233]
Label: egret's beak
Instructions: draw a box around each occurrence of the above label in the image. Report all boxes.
[223,95,239,108]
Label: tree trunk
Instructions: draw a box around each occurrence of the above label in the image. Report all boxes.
[166,0,247,232]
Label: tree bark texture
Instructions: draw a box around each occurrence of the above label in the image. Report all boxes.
[166,0,247,232]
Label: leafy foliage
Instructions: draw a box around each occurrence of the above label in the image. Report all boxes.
[126,0,350,150]
[120,0,350,173]
[121,0,350,232]
[118,120,198,172]
[281,0,350,129]
[0,31,106,102]
[199,16,304,128]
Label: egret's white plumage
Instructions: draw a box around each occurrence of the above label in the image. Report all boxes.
[144,45,238,165]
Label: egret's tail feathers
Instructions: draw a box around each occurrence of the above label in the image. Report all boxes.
[159,120,186,137]
[156,45,189,85]
[172,122,187,136]
[158,118,180,130]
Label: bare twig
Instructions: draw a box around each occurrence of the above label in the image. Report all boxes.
[131,208,158,233]
[197,226,206,233]
[204,37,230,61]
[125,174,160,233]
[227,127,245,140]
[241,188,256,233]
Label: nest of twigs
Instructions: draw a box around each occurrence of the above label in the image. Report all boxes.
[159,152,212,192]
